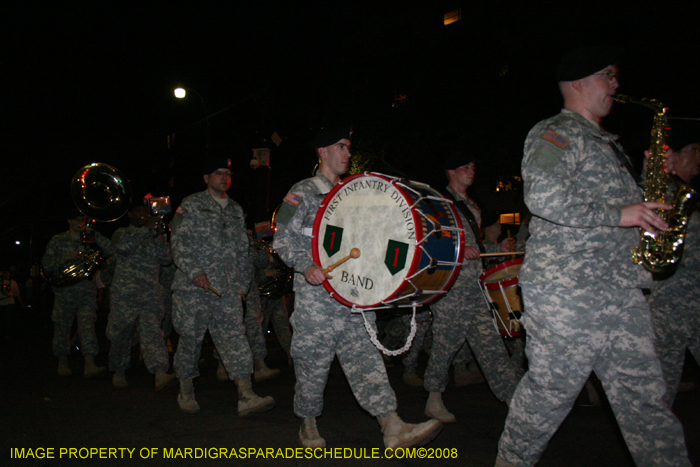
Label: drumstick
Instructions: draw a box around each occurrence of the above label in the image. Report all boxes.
[208,284,222,296]
[480,252,524,257]
[323,248,361,274]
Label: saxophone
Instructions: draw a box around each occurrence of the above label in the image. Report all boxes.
[616,94,698,273]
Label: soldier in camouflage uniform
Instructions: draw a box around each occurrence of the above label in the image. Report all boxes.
[216,238,281,382]
[423,152,520,424]
[170,157,274,416]
[648,134,700,407]
[495,47,690,467]
[42,212,113,378]
[274,126,442,449]
[107,204,176,390]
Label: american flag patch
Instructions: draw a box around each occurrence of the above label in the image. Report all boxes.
[542,130,569,148]
[284,193,302,206]
[176,206,187,215]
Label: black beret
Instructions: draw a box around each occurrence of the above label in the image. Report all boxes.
[443,152,476,171]
[313,126,353,149]
[555,46,622,82]
[202,157,232,175]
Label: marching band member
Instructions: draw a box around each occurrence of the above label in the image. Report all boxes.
[423,152,519,423]
[495,46,690,467]
[107,203,176,390]
[273,126,442,449]
[170,157,274,416]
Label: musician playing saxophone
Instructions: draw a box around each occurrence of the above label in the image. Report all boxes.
[494,46,691,467]
[648,129,700,408]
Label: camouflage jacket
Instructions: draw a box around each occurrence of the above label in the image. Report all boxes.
[273,173,334,274]
[520,109,651,289]
[42,229,113,292]
[652,210,700,295]
[170,190,252,295]
[111,225,172,295]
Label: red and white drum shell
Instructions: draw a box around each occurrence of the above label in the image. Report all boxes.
[312,172,465,309]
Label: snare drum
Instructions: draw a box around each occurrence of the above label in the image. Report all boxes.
[312,173,465,309]
[478,258,524,337]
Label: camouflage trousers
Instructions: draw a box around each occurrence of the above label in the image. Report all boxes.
[290,285,397,419]
[51,289,98,357]
[648,286,700,407]
[498,286,690,467]
[172,288,253,381]
[106,293,169,374]
[244,289,267,359]
[424,285,519,400]
[261,296,292,354]
[381,311,432,368]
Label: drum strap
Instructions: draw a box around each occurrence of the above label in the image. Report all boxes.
[443,190,486,267]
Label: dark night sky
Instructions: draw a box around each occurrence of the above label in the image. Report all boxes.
[3,1,699,269]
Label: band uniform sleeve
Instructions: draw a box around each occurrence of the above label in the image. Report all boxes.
[170,199,206,282]
[523,124,622,229]
[273,188,316,275]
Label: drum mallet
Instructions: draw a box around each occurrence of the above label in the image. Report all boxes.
[323,248,361,274]
[207,284,222,296]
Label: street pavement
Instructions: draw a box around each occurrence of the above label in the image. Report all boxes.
[3,310,699,467]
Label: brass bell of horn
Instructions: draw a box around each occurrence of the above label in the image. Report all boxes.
[71,163,132,221]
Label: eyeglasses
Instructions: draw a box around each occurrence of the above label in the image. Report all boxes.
[594,70,619,82]
[212,170,232,177]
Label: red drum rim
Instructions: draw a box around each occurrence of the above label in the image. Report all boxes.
[478,257,523,291]
[312,172,460,309]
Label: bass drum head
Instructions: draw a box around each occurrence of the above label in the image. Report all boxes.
[312,173,463,308]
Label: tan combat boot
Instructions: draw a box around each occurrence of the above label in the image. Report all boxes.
[378,412,442,450]
[495,455,517,467]
[155,371,177,391]
[216,360,229,381]
[425,392,456,423]
[235,377,275,416]
[177,378,200,413]
[299,418,326,448]
[454,360,485,387]
[112,370,129,388]
[57,356,72,377]
[402,367,424,387]
[253,357,280,382]
[84,355,106,379]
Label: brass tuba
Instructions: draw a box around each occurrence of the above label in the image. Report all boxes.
[43,163,132,286]
[616,94,699,273]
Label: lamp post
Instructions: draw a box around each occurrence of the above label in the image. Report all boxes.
[174,87,210,148]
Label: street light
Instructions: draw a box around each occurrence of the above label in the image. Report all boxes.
[173,87,210,147]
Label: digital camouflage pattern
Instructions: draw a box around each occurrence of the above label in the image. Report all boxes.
[43,230,113,357]
[274,173,397,419]
[170,191,254,381]
[519,109,651,290]
[497,110,690,467]
[423,186,520,400]
[649,212,700,407]
[107,225,172,374]
[245,276,267,359]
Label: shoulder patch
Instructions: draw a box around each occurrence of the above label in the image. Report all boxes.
[529,140,565,173]
[542,130,569,148]
[275,199,300,226]
[284,192,302,206]
[176,206,187,215]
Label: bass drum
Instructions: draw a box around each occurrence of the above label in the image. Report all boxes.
[312,172,465,309]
